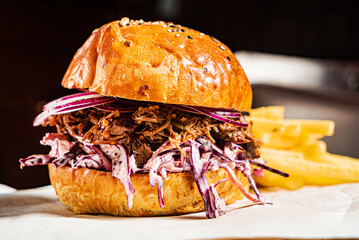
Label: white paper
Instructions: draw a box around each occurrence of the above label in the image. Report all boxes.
[1,183,359,239]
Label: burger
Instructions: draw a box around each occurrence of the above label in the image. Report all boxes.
[20,18,288,218]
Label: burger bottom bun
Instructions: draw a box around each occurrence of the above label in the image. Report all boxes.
[48,164,249,217]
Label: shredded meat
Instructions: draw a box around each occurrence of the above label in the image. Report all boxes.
[131,136,153,168]
[47,102,261,166]
[241,123,262,159]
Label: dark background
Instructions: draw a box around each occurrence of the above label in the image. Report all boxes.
[1,0,358,189]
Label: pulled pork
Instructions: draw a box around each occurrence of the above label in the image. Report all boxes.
[47,103,261,168]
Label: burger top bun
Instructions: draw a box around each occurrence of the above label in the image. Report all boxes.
[62,18,252,111]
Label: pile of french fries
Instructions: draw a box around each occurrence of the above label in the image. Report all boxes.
[248,106,359,190]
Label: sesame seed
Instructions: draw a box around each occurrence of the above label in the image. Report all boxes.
[200,33,204,36]
[227,56,231,61]
[219,45,225,50]
[175,34,180,37]
[162,24,167,28]
[167,29,172,33]
[211,36,219,43]
[124,40,132,47]
[204,67,208,73]
[181,29,185,32]
[187,35,193,39]
[169,24,176,28]
[119,17,130,27]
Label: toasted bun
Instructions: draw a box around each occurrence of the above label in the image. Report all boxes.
[49,164,249,216]
[61,18,252,111]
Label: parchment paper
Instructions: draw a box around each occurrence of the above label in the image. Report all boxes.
[1,183,359,239]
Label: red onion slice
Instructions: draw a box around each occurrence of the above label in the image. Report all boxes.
[38,91,249,129]
[44,92,103,111]
[49,97,112,112]
[33,98,118,126]
[212,112,242,117]
[173,105,248,128]
[94,105,137,112]
[191,106,248,127]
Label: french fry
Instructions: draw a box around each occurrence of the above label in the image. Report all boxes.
[249,106,285,120]
[248,117,335,138]
[293,140,327,161]
[255,147,359,189]
[258,133,330,149]
[255,133,302,149]
[249,106,359,190]
[297,142,359,165]
[248,117,302,137]
[285,119,335,136]
[249,106,335,138]
[248,117,335,148]
[255,170,347,190]
[254,170,306,190]
[322,152,359,165]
